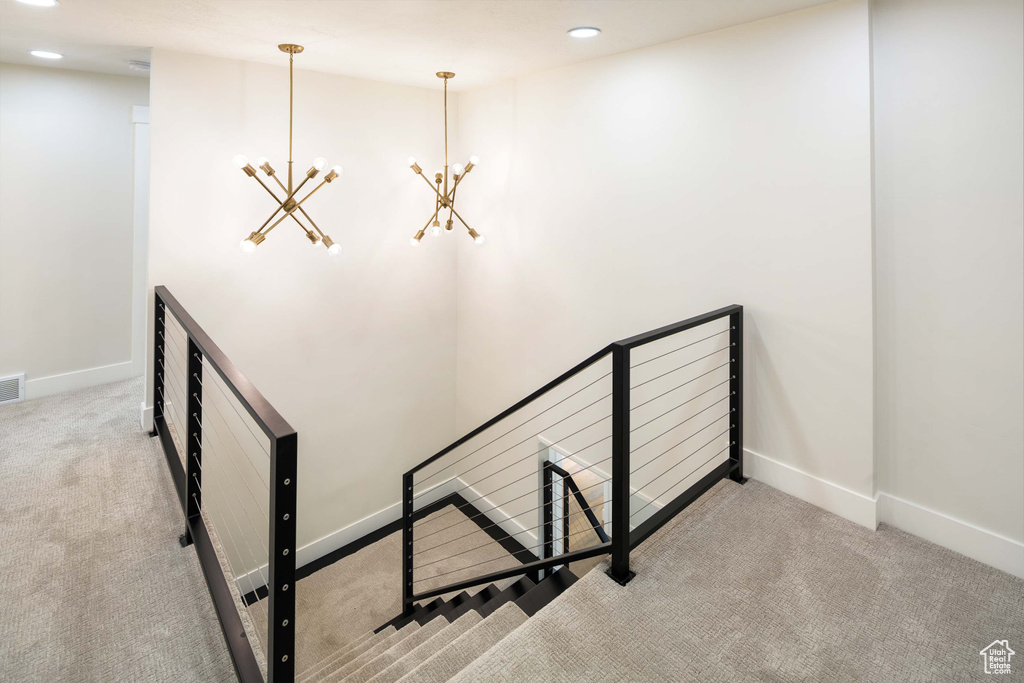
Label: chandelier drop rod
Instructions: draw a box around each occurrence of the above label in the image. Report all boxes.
[288,48,294,194]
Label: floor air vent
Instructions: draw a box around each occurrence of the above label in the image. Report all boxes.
[0,374,25,405]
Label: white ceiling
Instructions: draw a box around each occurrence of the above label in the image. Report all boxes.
[0,0,834,89]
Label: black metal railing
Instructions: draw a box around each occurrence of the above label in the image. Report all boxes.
[152,285,297,683]
[541,462,609,578]
[400,304,743,612]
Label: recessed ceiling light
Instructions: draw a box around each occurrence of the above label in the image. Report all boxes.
[28,50,64,60]
[568,27,601,39]
[16,0,60,7]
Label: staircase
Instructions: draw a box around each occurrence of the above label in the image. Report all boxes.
[150,287,745,683]
[295,569,578,683]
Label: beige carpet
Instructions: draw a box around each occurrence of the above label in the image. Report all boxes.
[451,479,1024,682]
[0,379,235,682]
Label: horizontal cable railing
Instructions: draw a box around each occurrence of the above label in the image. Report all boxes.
[400,304,744,611]
[152,286,296,683]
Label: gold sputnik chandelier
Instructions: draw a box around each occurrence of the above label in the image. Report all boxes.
[235,44,343,256]
[407,72,484,247]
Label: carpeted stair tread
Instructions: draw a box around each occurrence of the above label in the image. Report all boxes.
[395,602,528,683]
[514,567,578,617]
[307,622,421,683]
[415,592,468,626]
[298,624,409,683]
[315,618,428,683]
[299,626,389,681]
[334,616,450,683]
[365,610,483,683]
[442,584,500,623]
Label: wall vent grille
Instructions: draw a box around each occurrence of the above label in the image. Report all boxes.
[0,374,25,405]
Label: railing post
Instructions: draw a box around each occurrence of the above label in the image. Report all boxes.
[268,432,297,683]
[151,293,165,437]
[563,483,570,555]
[402,472,414,616]
[729,308,747,484]
[607,343,635,585]
[181,339,202,547]
[542,461,554,579]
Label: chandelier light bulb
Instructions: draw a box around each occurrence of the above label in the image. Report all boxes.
[469,156,480,166]
[409,237,421,247]
[240,239,257,254]
[255,156,269,168]
[451,163,465,176]
[232,154,249,169]
[430,224,442,237]
[327,242,341,256]
[330,165,343,176]
[312,157,328,171]
[408,157,417,166]
[474,234,486,245]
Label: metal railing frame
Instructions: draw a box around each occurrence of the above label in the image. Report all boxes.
[402,304,744,610]
[151,285,297,683]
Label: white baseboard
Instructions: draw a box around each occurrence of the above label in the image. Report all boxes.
[140,402,153,432]
[877,493,1024,579]
[25,361,135,400]
[744,448,877,530]
[744,447,1023,579]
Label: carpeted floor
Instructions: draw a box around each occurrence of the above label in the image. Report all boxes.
[4,379,1022,682]
[451,479,1024,683]
[0,379,235,682]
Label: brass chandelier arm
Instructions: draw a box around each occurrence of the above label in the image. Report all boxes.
[422,206,442,231]
[417,171,446,201]
[446,173,466,202]
[292,177,331,211]
[297,206,326,238]
[255,204,286,236]
[448,204,474,231]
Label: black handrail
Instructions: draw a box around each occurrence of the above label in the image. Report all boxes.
[407,344,614,475]
[152,286,297,683]
[155,286,295,440]
[402,304,744,611]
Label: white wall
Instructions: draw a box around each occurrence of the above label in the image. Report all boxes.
[0,64,149,397]
[147,49,459,556]
[873,0,1024,548]
[454,0,876,504]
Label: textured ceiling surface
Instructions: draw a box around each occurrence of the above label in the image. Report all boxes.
[0,0,833,87]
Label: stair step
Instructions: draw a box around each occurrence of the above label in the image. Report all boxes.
[515,567,578,617]
[476,575,535,619]
[443,584,500,623]
[311,622,422,683]
[395,602,528,683]
[364,610,483,683]
[297,626,399,683]
[329,616,449,683]
[415,591,469,625]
